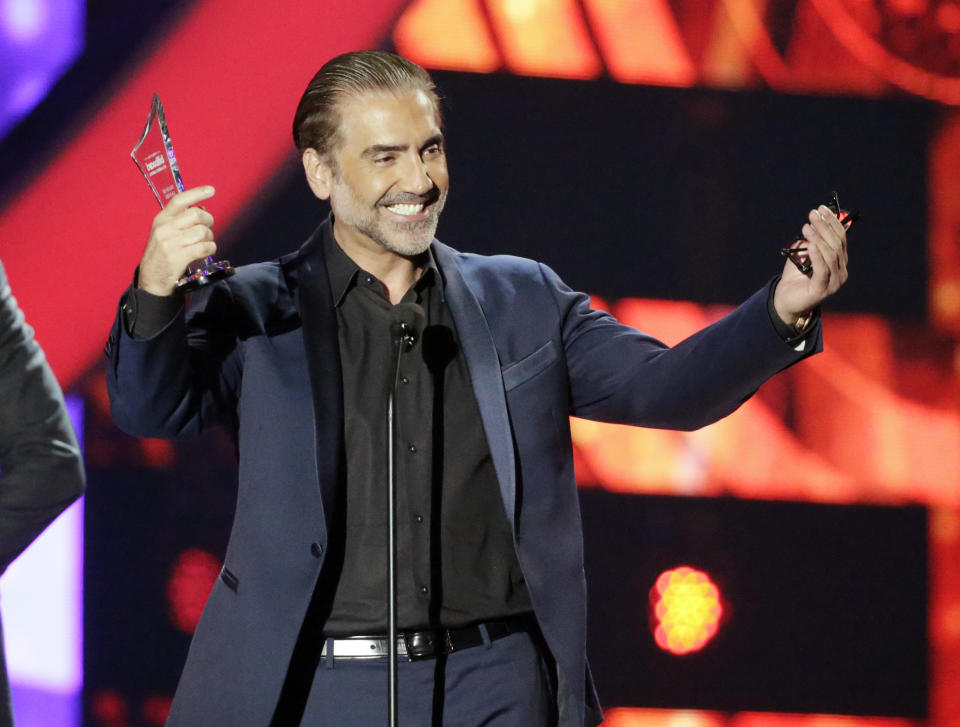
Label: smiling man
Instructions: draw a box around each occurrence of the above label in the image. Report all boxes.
[106,51,848,727]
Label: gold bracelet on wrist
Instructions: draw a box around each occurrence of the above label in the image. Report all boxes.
[794,311,814,334]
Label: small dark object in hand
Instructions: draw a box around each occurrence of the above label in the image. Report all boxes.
[780,191,860,275]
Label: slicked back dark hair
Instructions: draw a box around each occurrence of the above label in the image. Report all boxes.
[292,50,440,158]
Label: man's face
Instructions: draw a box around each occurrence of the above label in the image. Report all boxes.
[322,88,448,258]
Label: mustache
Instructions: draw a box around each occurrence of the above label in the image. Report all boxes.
[378,185,442,208]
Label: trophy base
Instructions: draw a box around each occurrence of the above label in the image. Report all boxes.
[178,260,235,291]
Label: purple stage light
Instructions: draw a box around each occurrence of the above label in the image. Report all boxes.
[3,0,46,42]
[0,0,84,141]
[9,74,46,114]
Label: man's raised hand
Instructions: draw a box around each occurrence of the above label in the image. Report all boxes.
[773,204,849,327]
[138,186,217,296]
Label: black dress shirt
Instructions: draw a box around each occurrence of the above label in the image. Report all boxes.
[318,227,532,634]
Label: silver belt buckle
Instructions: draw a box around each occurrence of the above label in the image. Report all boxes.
[323,636,410,659]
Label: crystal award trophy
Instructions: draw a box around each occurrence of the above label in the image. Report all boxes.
[131,94,234,290]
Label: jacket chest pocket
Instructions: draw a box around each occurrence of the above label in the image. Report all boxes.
[501,339,559,392]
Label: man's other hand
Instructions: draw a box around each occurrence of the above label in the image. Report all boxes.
[773,204,849,326]
[138,186,217,296]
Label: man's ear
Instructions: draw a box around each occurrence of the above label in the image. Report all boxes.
[302,148,333,200]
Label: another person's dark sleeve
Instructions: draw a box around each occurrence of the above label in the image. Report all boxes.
[0,260,85,571]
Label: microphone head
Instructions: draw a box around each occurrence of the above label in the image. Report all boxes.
[389,302,426,348]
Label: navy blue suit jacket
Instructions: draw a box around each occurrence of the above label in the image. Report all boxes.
[106,220,820,726]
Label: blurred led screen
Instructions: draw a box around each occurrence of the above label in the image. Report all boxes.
[582,491,927,717]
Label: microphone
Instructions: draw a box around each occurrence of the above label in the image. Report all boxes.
[389,302,426,351]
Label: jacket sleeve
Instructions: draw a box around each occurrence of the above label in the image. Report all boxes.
[541,263,822,431]
[0,262,85,571]
[105,276,243,440]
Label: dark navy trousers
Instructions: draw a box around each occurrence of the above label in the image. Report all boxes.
[299,630,555,726]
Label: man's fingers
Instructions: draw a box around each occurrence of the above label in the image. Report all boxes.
[819,204,846,238]
[165,185,216,215]
[808,209,840,251]
[171,206,215,231]
[811,206,847,259]
[139,186,216,296]
[166,240,218,272]
[802,223,835,268]
[801,221,826,251]
[805,210,847,279]
[778,204,852,314]
[806,236,849,294]
[180,224,216,246]
[185,240,218,259]
[804,239,831,289]
[153,219,214,245]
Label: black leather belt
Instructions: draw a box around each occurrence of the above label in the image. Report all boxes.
[320,618,531,661]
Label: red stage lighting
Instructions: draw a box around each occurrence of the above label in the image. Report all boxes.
[165,548,221,634]
[141,695,173,726]
[650,566,723,655]
[89,688,129,727]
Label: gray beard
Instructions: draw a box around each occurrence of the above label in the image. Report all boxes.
[364,192,446,257]
[366,217,438,257]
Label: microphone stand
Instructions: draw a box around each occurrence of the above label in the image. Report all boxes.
[385,302,424,727]
[388,317,415,727]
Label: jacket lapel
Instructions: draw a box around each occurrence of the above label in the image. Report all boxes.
[432,242,518,532]
[287,221,344,532]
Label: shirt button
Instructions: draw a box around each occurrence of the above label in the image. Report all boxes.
[408,444,416,453]
[365,275,374,284]
[400,377,409,385]
[310,542,323,558]
[415,514,424,523]
[420,586,428,595]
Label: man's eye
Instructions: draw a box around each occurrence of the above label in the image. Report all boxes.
[424,145,442,157]
[374,155,394,164]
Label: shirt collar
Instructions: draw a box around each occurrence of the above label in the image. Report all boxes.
[415,249,443,302]
[321,218,360,307]
[322,215,444,306]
